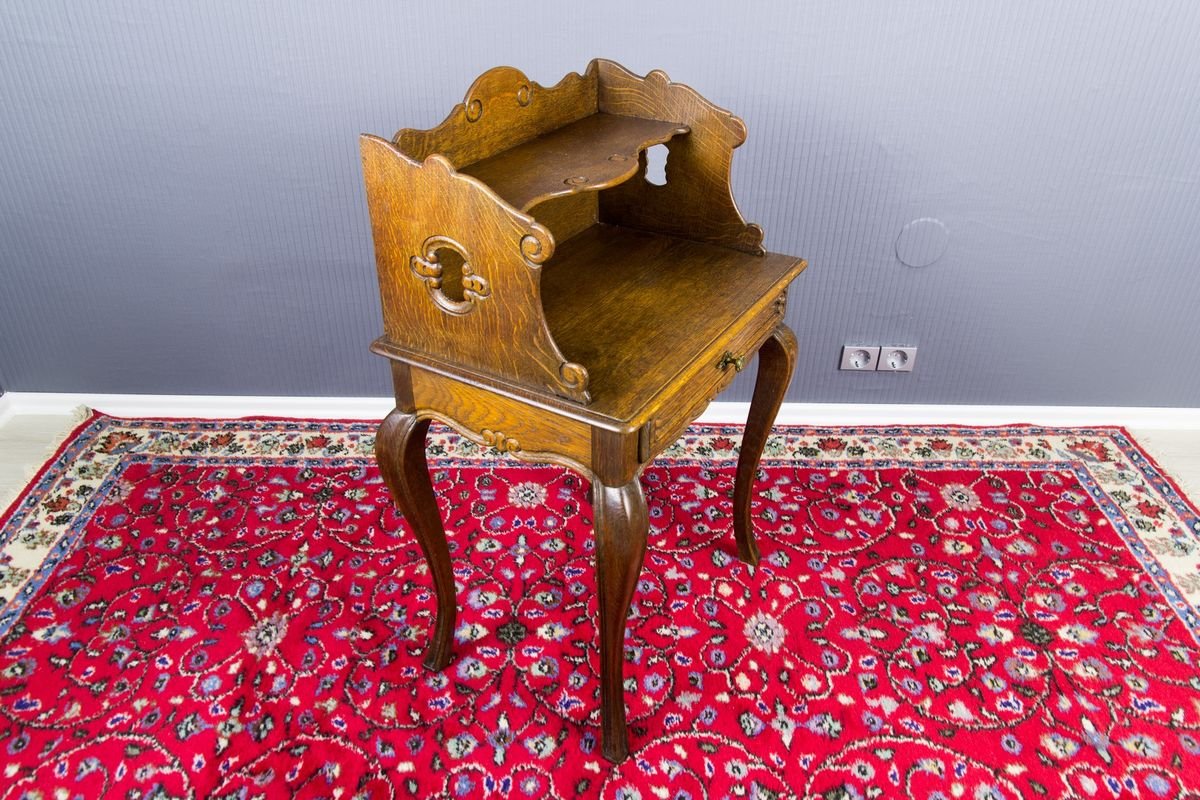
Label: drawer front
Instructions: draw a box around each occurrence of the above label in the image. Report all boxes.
[647,294,787,457]
[410,367,592,468]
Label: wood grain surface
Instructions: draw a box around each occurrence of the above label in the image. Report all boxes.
[540,224,804,422]
[395,64,598,167]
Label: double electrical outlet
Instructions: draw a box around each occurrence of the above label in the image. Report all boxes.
[840,345,918,372]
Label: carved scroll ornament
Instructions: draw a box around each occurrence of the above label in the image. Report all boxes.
[410,235,491,315]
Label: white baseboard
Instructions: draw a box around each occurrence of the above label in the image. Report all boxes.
[1,392,1199,430]
[0,393,393,428]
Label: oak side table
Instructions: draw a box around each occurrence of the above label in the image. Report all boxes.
[360,59,806,762]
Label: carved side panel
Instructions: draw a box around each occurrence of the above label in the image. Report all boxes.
[594,59,765,255]
[361,135,590,403]
[395,65,599,168]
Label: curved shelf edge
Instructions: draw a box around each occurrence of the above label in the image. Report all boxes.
[459,113,690,212]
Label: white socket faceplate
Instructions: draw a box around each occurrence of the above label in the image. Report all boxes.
[878,346,917,372]
[840,345,881,371]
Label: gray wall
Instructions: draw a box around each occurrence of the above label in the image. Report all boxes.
[2,1,1199,406]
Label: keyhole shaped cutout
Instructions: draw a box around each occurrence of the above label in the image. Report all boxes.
[644,144,668,186]
[433,247,466,303]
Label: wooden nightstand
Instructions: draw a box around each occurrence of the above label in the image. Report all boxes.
[360,59,806,762]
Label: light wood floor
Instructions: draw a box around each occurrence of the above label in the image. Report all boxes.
[2,412,1199,515]
[1,414,91,513]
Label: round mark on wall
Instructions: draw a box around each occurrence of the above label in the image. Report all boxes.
[895,217,949,268]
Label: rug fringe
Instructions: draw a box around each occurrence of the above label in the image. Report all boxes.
[0,406,93,515]
[1123,428,1200,509]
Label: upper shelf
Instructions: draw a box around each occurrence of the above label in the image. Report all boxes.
[459,112,688,212]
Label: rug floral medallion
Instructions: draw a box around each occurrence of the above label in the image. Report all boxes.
[1,413,1199,799]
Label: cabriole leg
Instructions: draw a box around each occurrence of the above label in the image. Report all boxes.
[733,324,798,565]
[593,478,648,763]
[375,408,456,670]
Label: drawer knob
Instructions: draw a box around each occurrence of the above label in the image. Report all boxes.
[718,351,745,373]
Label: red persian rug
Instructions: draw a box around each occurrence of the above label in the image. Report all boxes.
[1,413,1199,799]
